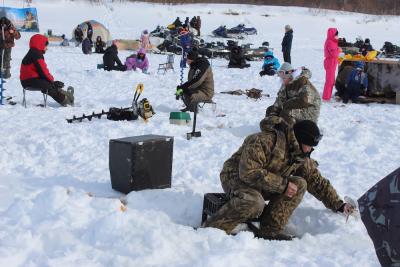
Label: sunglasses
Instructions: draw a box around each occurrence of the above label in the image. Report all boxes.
[277,70,293,77]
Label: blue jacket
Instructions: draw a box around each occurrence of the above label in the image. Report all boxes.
[262,51,280,71]
[346,68,368,89]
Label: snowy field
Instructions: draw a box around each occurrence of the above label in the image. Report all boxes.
[0,0,400,266]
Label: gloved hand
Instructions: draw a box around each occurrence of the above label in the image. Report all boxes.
[175,87,184,100]
[259,70,267,77]
[54,81,64,89]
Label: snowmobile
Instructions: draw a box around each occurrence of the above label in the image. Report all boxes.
[228,24,257,35]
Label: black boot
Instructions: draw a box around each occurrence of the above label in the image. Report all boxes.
[253,229,295,241]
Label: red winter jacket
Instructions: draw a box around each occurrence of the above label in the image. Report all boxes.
[20,34,54,82]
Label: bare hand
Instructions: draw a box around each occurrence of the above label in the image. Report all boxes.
[342,203,355,216]
[285,182,298,198]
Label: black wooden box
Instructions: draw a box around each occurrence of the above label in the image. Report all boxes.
[109,135,173,194]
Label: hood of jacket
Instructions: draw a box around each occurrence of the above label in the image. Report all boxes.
[137,48,147,55]
[29,34,48,51]
[326,28,338,42]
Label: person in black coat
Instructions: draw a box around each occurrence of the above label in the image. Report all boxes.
[359,38,373,56]
[86,22,93,43]
[82,37,92,54]
[103,43,126,71]
[281,25,293,63]
[74,25,83,45]
[94,36,106,53]
[228,46,250,68]
[172,17,182,28]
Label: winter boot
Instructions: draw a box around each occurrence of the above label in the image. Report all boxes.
[253,229,295,241]
[2,68,11,79]
[60,86,74,106]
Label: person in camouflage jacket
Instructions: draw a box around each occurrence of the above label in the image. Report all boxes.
[266,63,321,124]
[204,117,354,240]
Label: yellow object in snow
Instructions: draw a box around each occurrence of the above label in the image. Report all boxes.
[365,50,378,61]
[352,54,364,60]
[344,54,353,60]
[167,24,176,30]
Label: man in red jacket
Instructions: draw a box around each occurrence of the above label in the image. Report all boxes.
[20,34,74,106]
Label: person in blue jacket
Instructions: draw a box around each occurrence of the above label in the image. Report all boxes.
[260,50,280,76]
[343,61,368,104]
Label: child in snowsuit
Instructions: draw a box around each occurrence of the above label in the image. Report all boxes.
[60,34,69,46]
[322,28,340,101]
[260,51,280,76]
[125,48,149,73]
[140,30,151,51]
[343,62,368,104]
[20,34,74,106]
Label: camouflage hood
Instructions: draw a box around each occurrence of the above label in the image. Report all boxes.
[259,116,303,158]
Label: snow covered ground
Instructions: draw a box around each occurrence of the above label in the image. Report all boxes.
[0,0,400,266]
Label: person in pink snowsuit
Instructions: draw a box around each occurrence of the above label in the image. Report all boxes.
[322,28,340,101]
[140,30,151,51]
[125,48,149,73]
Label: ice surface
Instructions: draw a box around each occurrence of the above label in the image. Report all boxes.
[0,1,399,266]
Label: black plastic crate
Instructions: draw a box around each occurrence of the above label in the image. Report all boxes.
[201,193,228,224]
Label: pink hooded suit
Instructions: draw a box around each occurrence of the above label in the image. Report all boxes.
[322,28,339,101]
[125,48,149,73]
[140,30,151,51]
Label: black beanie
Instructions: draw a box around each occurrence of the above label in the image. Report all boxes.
[187,50,198,60]
[293,120,322,147]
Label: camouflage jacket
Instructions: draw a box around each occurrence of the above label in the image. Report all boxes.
[267,68,321,124]
[220,117,343,211]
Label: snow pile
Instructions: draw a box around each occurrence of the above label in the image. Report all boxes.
[0,1,399,266]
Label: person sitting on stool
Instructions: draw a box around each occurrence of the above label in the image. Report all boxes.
[175,49,214,112]
[20,34,74,106]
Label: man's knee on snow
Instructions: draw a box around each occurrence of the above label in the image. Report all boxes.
[231,188,265,219]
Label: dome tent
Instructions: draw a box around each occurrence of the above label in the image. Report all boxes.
[73,20,111,43]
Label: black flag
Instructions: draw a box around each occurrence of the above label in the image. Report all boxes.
[358,167,400,266]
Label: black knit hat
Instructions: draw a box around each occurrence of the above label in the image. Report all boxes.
[293,120,322,146]
[187,50,198,60]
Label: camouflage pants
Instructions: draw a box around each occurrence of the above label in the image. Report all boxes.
[183,90,211,112]
[204,176,307,235]
[0,48,11,69]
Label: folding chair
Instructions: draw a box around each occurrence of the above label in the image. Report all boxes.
[157,54,175,74]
